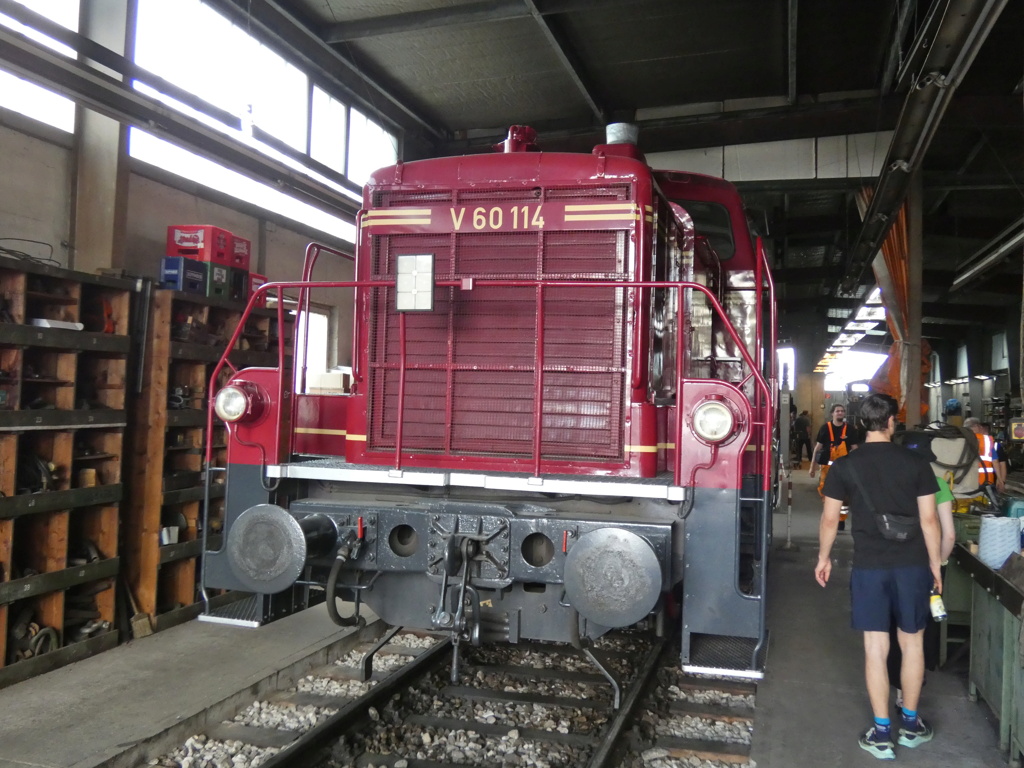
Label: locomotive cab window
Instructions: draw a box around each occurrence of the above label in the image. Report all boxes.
[670,199,734,260]
[649,196,683,401]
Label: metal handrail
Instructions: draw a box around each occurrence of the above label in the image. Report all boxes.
[207,276,774,492]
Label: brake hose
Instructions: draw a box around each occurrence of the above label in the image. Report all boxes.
[325,552,364,628]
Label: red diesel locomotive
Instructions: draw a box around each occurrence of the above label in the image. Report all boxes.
[202,125,777,679]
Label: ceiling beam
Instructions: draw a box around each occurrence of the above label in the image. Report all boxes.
[322,0,644,42]
[927,134,987,213]
[881,0,917,95]
[522,0,605,123]
[787,0,798,104]
[444,94,904,154]
[738,171,1024,197]
[202,0,445,140]
[775,267,955,286]
[921,302,994,321]
[951,218,1024,292]
[325,0,524,41]
[840,0,1009,294]
[779,213,852,238]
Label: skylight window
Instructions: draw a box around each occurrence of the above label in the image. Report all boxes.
[130,0,399,237]
[0,0,78,132]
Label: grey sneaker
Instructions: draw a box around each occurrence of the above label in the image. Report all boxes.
[859,726,896,760]
[898,716,934,748]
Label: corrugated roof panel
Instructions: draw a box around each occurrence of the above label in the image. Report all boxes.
[562,0,786,108]
[293,0,484,24]
[797,0,893,95]
[347,18,592,128]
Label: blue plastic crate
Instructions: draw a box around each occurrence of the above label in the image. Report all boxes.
[161,256,205,294]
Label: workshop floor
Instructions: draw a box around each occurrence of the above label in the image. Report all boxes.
[752,466,1007,767]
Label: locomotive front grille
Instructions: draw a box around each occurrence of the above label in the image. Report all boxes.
[366,185,630,463]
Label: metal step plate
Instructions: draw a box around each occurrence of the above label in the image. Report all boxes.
[683,632,769,681]
[197,594,262,628]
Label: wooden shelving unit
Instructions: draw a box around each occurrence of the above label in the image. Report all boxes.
[0,255,136,688]
[124,289,288,632]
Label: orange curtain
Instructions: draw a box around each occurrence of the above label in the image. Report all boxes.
[868,339,931,423]
[856,189,928,421]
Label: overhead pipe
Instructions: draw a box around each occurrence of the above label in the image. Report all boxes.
[839,0,1008,295]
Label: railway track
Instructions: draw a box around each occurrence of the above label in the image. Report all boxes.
[144,624,756,768]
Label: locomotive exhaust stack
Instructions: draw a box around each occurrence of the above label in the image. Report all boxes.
[604,122,639,145]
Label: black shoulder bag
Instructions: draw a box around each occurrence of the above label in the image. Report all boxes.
[847,463,920,542]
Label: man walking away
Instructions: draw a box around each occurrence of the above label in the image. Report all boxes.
[815,394,942,760]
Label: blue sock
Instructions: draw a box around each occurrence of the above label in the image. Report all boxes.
[901,707,917,724]
[874,717,891,736]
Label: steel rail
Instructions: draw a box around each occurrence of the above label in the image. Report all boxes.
[255,636,452,768]
[586,638,667,768]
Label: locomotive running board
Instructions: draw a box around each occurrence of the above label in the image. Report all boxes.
[267,460,686,501]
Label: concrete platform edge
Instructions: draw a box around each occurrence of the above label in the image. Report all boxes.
[79,619,385,768]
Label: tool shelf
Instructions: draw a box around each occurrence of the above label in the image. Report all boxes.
[123,289,291,632]
[0,255,136,689]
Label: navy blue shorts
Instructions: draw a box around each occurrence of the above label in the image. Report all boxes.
[850,565,932,633]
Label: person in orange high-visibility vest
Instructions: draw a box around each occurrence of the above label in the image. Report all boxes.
[811,404,854,527]
[964,418,996,488]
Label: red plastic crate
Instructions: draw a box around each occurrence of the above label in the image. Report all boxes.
[230,235,251,270]
[248,273,268,308]
[166,225,232,265]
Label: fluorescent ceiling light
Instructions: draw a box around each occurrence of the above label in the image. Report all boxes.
[855,306,886,322]
[844,321,877,332]
[833,333,865,347]
[866,287,883,304]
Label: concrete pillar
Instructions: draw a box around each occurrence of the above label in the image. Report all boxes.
[69,0,133,274]
[906,171,923,425]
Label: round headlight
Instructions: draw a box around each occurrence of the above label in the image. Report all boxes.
[214,385,250,423]
[692,400,735,443]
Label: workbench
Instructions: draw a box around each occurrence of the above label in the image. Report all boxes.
[951,544,1024,763]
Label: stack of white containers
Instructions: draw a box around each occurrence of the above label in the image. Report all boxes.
[977,515,1021,570]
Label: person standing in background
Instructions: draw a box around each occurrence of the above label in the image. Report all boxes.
[963,418,997,491]
[980,422,1008,493]
[810,404,853,527]
[794,410,813,466]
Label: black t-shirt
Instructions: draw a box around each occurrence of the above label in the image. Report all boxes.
[794,416,811,437]
[815,421,851,464]
[822,441,937,569]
